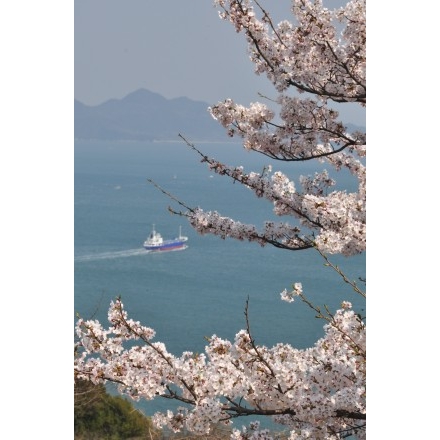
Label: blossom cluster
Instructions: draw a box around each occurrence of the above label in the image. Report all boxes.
[75,299,366,439]
[214,0,366,102]
[185,1,367,256]
[186,152,365,254]
[280,282,303,303]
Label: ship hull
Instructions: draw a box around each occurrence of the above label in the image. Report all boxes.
[143,239,187,252]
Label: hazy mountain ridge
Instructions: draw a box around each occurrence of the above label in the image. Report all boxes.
[74,89,230,142]
[75,88,365,142]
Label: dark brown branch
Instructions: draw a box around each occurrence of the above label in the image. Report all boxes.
[244,297,277,379]
[244,298,288,396]
[247,141,352,162]
[147,178,195,214]
[315,246,366,298]
[161,386,197,405]
[253,0,287,49]
[335,410,366,420]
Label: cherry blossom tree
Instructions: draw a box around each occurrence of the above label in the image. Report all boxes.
[75,1,366,439]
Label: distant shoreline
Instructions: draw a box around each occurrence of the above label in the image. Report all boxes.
[74,138,237,144]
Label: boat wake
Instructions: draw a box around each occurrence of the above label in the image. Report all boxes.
[75,245,189,262]
[144,245,188,254]
[75,248,148,262]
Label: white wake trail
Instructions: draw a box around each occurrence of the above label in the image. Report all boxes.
[75,248,148,262]
[75,245,189,262]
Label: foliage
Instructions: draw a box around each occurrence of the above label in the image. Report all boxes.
[74,379,157,440]
[75,1,366,439]
[74,381,244,440]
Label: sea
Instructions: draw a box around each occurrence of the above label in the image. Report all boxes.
[74,139,366,426]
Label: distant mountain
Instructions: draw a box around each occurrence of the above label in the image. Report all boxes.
[75,88,365,142]
[74,89,229,142]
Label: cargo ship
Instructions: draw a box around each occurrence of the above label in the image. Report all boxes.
[143,225,188,252]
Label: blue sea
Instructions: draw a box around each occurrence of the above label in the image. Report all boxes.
[74,139,366,421]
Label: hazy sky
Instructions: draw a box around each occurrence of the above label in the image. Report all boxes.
[75,0,365,126]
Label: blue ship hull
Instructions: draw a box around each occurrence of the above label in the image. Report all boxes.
[143,239,187,252]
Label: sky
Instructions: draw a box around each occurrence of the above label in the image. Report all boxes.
[75,0,365,126]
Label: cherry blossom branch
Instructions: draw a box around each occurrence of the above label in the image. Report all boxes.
[147,173,315,252]
[117,301,201,402]
[75,298,366,436]
[296,292,366,359]
[146,178,195,214]
[315,246,366,298]
[216,0,366,103]
[254,2,287,50]
[243,297,278,382]
[177,134,322,228]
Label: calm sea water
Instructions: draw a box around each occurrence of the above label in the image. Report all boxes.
[74,139,366,420]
